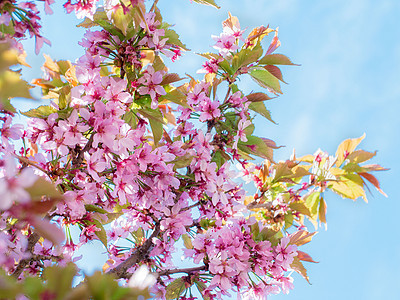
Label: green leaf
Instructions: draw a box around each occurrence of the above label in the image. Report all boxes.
[249,66,282,94]
[85,204,108,214]
[232,43,263,73]
[25,177,63,201]
[238,135,274,160]
[194,280,210,300]
[289,201,312,218]
[171,153,193,169]
[191,0,220,9]
[218,59,233,75]
[331,175,367,202]
[77,10,108,28]
[304,192,320,217]
[85,271,133,300]
[138,107,165,124]
[0,269,21,299]
[160,73,185,86]
[97,19,124,40]
[0,70,33,103]
[112,6,135,35]
[182,234,193,249]
[149,117,163,145]
[123,110,138,129]
[21,105,57,119]
[284,213,294,230]
[248,101,276,123]
[43,264,76,300]
[163,28,189,50]
[258,53,298,65]
[0,42,19,70]
[165,278,186,300]
[23,277,46,299]
[90,219,108,248]
[212,150,229,168]
[160,86,190,108]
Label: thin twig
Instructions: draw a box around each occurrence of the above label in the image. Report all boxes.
[157,265,207,277]
[12,153,50,176]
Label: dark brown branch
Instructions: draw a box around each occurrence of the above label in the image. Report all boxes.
[72,134,94,168]
[12,232,40,279]
[157,265,207,277]
[107,222,161,279]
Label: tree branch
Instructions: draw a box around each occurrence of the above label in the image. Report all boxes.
[72,134,94,168]
[157,265,207,277]
[12,232,40,279]
[107,222,161,279]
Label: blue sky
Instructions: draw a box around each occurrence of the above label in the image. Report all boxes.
[19,0,400,299]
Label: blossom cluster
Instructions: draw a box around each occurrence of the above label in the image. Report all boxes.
[0,1,385,299]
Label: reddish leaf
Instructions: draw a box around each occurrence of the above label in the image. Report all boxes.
[259,53,298,65]
[160,73,185,86]
[297,250,319,263]
[362,164,389,172]
[246,92,273,102]
[263,65,286,83]
[260,137,283,149]
[359,172,387,197]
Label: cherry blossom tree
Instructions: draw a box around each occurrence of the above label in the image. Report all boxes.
[0,0,387,299]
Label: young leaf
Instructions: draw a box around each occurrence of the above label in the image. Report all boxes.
[359,172,387,197]
[43,264,76,299]
[21,105,57,119]
[297,251,318,263]
[249,66,282,94]
[289,230,317,247]
[318,197,327,224]
[346,149,377,164]
[248,101,276,123]
[246,92,273,102]
[182,234,193,249]
[304,192,320,217]
[335,133,366,167]
[258,53,298,65]
[165,278,186,300]
[232,43,263,73]
[263,65,286,83]
[289,201,312,218]
[149,117,163,145]
[291,256,311,284]
[331,176,367,202]
[164,28,189,51]
[25,177,63,201]
[0,71,33,101]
